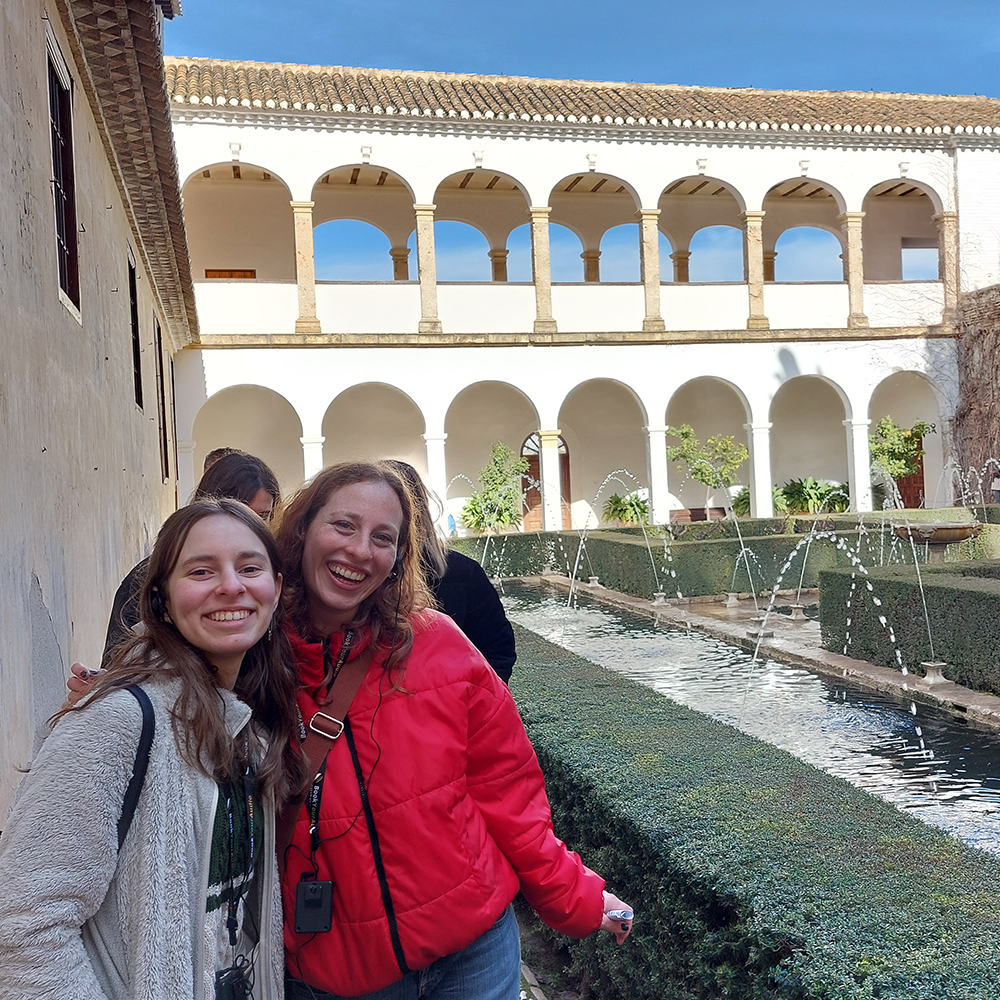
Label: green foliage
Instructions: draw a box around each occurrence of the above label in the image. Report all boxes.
[780,477,850,514]
[666,424,748,510]
[602,491,650,525]
[732,484,790,518]
[869,416,936,481]
[511,624,1000,999]
[820,560,1000,696]
[459,442,528,533]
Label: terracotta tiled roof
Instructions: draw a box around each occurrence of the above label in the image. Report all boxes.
[165,56,1000,136]
[58,1,197,345]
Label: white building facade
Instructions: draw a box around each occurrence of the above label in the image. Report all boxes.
[166,59,1000,527]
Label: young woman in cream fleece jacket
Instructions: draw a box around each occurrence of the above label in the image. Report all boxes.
[0,498,306,1000]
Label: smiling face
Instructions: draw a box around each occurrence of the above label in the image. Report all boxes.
[301,479,404,636]
[164,513,282,687]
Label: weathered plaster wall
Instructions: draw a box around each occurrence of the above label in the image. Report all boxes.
[0,1,176,816]
[954,284,1000,475]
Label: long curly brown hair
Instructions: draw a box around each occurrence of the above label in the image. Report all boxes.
[274,462,431,671]
[54,499,308,806]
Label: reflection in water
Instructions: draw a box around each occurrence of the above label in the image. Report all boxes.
[503,581,1000,855]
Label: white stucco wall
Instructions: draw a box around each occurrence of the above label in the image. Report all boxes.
[1,2,178,815]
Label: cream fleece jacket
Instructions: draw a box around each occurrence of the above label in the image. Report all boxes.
[0,678,283,1000]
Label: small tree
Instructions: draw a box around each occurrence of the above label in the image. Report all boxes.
[869,416,936,505]
[666,424,748,516]
[460,442,529,533]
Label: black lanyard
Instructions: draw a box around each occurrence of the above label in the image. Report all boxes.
[224,769,255,946]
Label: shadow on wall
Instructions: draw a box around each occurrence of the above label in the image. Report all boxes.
[30,574,64,731]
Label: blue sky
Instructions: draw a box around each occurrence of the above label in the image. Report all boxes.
[168,2,992,282]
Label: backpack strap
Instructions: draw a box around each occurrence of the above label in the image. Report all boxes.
[118,685,155,851]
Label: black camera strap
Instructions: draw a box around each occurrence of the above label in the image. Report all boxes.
[344,718,410,976]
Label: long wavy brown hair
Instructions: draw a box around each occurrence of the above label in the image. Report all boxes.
[54,499,308,805]
[274,462,431,671]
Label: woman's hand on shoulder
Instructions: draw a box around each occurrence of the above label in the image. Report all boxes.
[63,662,101,709]
[600,890,633,945]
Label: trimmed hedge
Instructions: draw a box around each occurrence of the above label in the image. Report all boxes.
[512,623,1000,999]
[455,529,869,600]
[819,560,1000,695]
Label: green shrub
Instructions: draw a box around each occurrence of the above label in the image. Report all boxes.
[732,485,789,518]
[511,624,1000,999]
[819,560,1000,695]
[602,492,650,525]
[780,477,850,514]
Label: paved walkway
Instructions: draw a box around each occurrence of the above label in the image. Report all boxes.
[532,574,1000,730]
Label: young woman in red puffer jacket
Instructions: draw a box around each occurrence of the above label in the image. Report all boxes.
[275,462,633,1000]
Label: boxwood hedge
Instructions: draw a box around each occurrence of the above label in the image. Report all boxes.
[819,560,1000,695]
[511,623,1000,999]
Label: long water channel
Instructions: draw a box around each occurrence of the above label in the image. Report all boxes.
[502,580,1000,856]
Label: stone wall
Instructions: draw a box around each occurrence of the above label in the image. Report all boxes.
[954,284,1000,473]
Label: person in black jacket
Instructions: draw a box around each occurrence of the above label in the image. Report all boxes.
[387,461,516,683]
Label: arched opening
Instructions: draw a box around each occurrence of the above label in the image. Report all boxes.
[433,169,530,281]
[769,376,849,490]
[549,224,586,282]
[322,383,426,473]
[558,379,647,528]
[444,382,539,531]
[311,164,415,280]
[505,223,533,282]
[869,372,945,507]
[521,434,570,531]
[550,173,639,283]
[658,176,745,282]
[407,221,491,281]
[599,224,641,282]
[183,163,294,281]
[665,378,750,515]
[862,181,942,281]
[314,220,393,280]
[763,178,845,282]
[192,385,303,495]
[688,225,744,283]
[773,227,844,282]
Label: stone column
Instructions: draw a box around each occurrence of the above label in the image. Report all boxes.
[744,422,774,517]
[177,440,197,504]
[300,435,326,482]
[933,211,959,326]
[389,247,410,281]
[539,429,564,531]
[645,425,672,525]
[291,201,321,333]
[581,249,601,283]
[763,250,777,283]
[741,211,769,330]
[529,207,557,334]
[638,209,666,332]
[844,418,873,512]
[422,432,449,531]
[488,249,509,282]
[413,204,443,334]
[670,250,690,283]
[838,212,869,328]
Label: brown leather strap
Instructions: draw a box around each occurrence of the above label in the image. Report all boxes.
[276,647,372,873]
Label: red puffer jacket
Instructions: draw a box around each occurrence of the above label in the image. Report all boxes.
[283,610,605,997]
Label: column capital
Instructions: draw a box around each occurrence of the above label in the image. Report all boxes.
[413,203,437,214]
[932,210,958,223]
[290,200,315,211]
[644,425,670,435]
[580,249,602,260]
[670,250,691,260]
[837,211,866,226]
[743,421,772,432]
[741,210,766,224]
[422,432,448,442]
[538,429,562,444]
[636,208,661,219]
[842,418,872,429]
[389,247,411,259]
[299,435,326,446]
[488,249,509,259]
[528,205,553,217]
[177,440,196,454]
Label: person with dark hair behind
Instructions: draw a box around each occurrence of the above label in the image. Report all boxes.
[97,452,282,668]
[387,460,516,684]
[203,445,243,471]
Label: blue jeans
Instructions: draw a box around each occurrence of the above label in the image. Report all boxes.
[285,904,521,1000]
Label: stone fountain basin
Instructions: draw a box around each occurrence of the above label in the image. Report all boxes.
[892,521,982,545]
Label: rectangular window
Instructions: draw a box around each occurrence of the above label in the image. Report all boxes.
[48,58,79,306]
[153,317,170,480]
[204,269,257,279]
[128,258,143,409]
